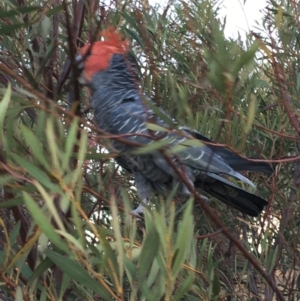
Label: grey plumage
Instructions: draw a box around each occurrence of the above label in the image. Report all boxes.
[78,50,273,217]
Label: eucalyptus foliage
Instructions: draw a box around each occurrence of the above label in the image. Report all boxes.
[0,0,299,300]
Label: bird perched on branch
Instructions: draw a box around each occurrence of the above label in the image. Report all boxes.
[77,28,273,217]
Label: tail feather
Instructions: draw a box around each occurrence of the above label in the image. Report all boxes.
[195,178,268,217]
[213,153,273,174]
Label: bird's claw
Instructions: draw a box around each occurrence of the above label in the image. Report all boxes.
[131,203,146,221]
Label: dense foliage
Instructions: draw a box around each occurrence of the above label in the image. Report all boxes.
[0,0,299,300]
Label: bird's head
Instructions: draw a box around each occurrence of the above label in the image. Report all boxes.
[76,28,132,86]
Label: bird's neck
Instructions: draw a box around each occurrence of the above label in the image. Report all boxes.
[90,53,140,95]
[91,73,138,95]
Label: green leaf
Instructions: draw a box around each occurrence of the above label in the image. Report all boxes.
[212,269,220,298]
[58,273,71,299]
[124,27,144,49]
[0,6,40,18]
[0,197,24,209]
[266,246,279,273]
[39,289,47,301]
[45,5,64,17]
[133,138,173,154]
[63,118,78,171]
[0,84,12,143]
[22,192,69,253]
[244,96,256,134]
[20,125,51,171]
[9,221,21,246]
[55,230,84,252]
[146,122,169,132]
[45,250,114,301]
[145,259,160,288]
[15,286,23,301]
[138,224,160,282]
[6,226,41,273]
[172,200,194,279]
[179,138,205,147]
[124,255,137,283]
[97,228,121,290]
[232,42,258,75]
[46,118,60,171]
[27,257,53,287]
[173,274,194,301]
[0,23,30,35]
[71,129,87,187]
[110,195,124,285]
[33,181,66,232]
[166,144,189,155]
[276,6,283,30]
[121,15,144,47]
[40,16,51,40]
[11,154,61,193]
[153,211,168,256]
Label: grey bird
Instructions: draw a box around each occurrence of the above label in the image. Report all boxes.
[77,29,273,217]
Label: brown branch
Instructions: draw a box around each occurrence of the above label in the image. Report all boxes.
[0,150,37,271]
[196,229,223,240]
[57,0,86,95]
[161,151,285,301]
[0,273,30,301]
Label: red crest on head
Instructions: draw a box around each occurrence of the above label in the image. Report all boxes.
[79,28,130,81]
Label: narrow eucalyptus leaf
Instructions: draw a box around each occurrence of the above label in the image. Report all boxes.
[22,192,69,253]
[138,225,160,281]
[45,250,114,301]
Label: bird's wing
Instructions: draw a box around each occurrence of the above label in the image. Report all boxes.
[108,98,256,187]
[107,94,255,187]
[108,97,153,145]
[173,143,256,188]
[180,126,273,173]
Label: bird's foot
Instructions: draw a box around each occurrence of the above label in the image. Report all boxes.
[199,194,209,202]
[131,203,145,220]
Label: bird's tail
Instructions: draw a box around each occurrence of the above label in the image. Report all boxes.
[219,156,274,174]
[195,177,268,217]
